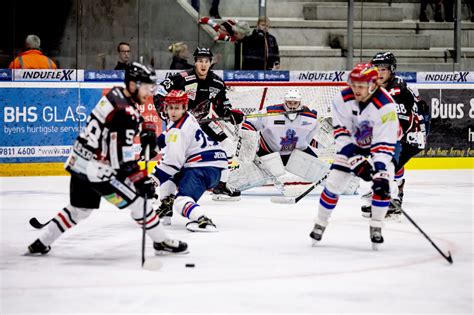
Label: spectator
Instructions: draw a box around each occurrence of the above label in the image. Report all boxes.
[199,17,251,42]
[9,35,57,69]
[191,0,221,18]
[169,42,193,70]
[419,0,454,22]
[115,42,131,70]
[239,16,280,70]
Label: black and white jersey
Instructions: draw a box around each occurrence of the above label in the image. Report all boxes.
[66,86,142,180]
[384,76,426,147]
[154,68,231,119]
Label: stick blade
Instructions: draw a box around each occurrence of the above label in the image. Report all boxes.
[270,196,296,204]
[142,259,163,271]
[446,251,453,264]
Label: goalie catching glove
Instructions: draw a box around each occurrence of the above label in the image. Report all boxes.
[140,121,157,159]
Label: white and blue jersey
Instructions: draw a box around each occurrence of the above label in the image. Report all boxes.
[242,104,320,156]
[332,86,399,173]
[153,112,228,184]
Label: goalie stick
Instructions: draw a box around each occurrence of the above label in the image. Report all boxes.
[270,173,329,204]
[199,109,306,123]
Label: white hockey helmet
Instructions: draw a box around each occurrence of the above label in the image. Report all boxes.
[284,89,302,111]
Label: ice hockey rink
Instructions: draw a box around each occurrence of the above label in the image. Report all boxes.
[0,169,472,314]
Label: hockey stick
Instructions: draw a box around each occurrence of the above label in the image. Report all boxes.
[141,145,150,268]
[29,217,51,229]
[199,110,305,123]
[270,173,328,204]
[393,204,453,264]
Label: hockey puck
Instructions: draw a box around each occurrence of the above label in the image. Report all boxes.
[185,263,195,268]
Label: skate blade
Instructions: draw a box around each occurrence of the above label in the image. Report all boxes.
[154,249,189,256]
[212,195,241,202]
[186,224,218,233]
[311,239,321,247]
[361,212,371,218]
[385,214,402,222]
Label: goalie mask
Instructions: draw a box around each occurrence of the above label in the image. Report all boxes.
[284,89,302,121]
[163,90,188,122]
[284,89,303,111]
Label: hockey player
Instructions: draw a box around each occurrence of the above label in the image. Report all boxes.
[229,89,330,193]
[361,52,430,218]
[154,47,244,209]
[150,90,227,231]
[309,63,399,250]
[27,62,188,256]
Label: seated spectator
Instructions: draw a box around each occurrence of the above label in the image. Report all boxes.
[115,42,131,70]
[169,42,193,70]
[9,35,57,69]
[199,17,251,42]
[239,16,280,70]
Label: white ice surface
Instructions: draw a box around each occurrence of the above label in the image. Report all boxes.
[0,170,472,314]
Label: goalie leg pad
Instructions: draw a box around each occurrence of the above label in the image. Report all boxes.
[285,149,330,183]
[228,161,268,191]
[259,152,286,178]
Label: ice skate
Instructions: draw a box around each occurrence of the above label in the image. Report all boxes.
[153,239,189,255]
[385,199,402,221]
[212,181,241,201]
[361,191,372,218]
[155,194,175,225]
[370,224,384,251]
[309,222,327,246]
[27,239,51,255]
[186,215,217,232]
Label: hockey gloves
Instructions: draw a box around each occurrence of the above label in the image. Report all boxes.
[128,169,156,198]
[348,155,373,182]
[228,109,245,124]
[372,171,391,200]
[140,121,157,159]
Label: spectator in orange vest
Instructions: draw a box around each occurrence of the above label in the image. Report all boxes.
[9,35,57,69]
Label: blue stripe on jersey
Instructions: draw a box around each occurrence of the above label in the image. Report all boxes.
[371,88,394,109]
[186,149,228,164]
[242,120,257,131]
[341,87,355,102]
[300,111,318,119]
[168,112,189,130]
[266,104,285,112]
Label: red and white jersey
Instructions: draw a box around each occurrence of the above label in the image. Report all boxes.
[156,112,228,180]
[242,104,319,156]
[332,87,399,169]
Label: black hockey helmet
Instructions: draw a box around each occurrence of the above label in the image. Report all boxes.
[193,47,213,62]
[125,62,157,84]
[371,52,397,72]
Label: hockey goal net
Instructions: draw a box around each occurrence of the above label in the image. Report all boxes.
[225,82,347,160]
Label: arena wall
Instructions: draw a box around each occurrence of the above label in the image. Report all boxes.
[0,69,472,176]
